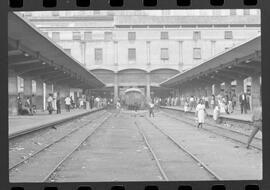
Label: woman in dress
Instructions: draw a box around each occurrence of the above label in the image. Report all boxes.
[195,99,207,128]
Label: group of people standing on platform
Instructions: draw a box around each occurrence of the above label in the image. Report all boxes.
[161,90,251,116]
[16,92,109,116]
[46,94,108,115]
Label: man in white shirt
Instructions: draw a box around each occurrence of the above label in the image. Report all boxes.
[65,96,71,112]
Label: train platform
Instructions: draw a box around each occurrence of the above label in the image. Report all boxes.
[9,108,103,138]
[160,106,262,139]
[161,106,253,122]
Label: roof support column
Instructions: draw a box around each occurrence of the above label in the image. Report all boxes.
[35,79,44,111]
[24,76,32,97]
[114,72,118,103]
[223,81,232,95]
[235,79,244,97]
[8,69,18,115]
[146,73,151,101]
[213,83,221,96]
[251,75,261,111]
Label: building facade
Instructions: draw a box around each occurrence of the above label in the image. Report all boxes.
[21,10,260,102]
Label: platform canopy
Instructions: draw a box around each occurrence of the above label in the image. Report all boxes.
[160,35,261,88]
[8,12,105,89]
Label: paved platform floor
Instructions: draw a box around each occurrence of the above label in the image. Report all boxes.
[9,108,101,137]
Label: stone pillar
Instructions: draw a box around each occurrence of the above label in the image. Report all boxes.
[35,79,44,111]
[81,41,86,66]
[206,86,212,96]
[114,73,118,103]
[114,41,118,66]
[251,75,261,111]
[24,76,32,97]
[46,82,53,96]
[224,81,232,94]
[178,40,183,71]
[235,79,244,96]
[146,73,151,101]
[147,41,151,65]
[8,70,18,115]
[214,83,221,96]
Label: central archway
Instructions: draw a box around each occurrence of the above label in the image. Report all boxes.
[122,87,146,110]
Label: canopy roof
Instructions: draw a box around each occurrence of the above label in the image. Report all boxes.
[160,35,261,88]
[8,12,104,89]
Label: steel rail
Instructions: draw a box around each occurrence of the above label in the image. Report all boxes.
[9,108,105,139]
[162,111,261,141]
[134,121,169,181]
[144,116,223,181]
[9,111,106,171]
[161,111,262,151]
[42,112,114,182]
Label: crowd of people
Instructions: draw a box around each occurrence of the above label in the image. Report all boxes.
[16,93,109,116]
[159,90,252,115]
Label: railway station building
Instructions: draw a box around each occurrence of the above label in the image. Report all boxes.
[20,10,260,103]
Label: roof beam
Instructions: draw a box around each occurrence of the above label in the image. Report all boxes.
[223,68,254,77]
[9,59,40,66]
[8,49,22,56]
[16,65,48,76]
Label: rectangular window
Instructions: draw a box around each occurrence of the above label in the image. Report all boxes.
[161,31,169,40]
[224,31,233,39]
[160,48,169,60]
[193,48,201,59]
[73,32,81,40]
[52,32,60,41]
[128,48,136,61]
[104,32,113,41]
[84,32,92,40]
[230,9,237,16]
[193,31,201,40]
[64,49,71,55]
[128,32,136,41]
[95,48,103,64]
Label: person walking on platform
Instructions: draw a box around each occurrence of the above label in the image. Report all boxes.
[149,101,155,118]
[246,92,262,149]
[195,99,207,128]
[56,94,61,114]
[47,94,53,114]
[65,96,71,112]
[239,91,248,114]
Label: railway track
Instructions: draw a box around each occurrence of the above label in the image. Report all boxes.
[9,111,114,182]
[9,110,106,171]
[135,117,222,181]
[160,111,262,151]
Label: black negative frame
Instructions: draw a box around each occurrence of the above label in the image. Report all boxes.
[1,0,269,190]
